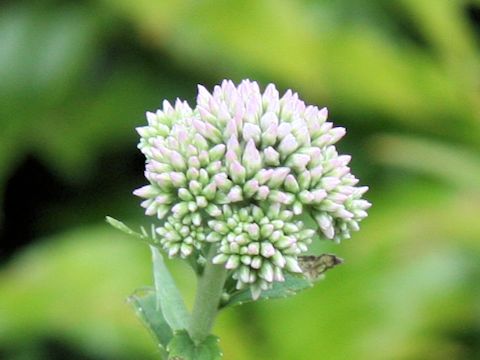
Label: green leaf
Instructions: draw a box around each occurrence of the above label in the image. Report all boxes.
[105,216,156,245]
[107,219,190,332]
[167,330,222,360]
[151,246,191,331]
[105,216,144,239]
[221,274,313,309]
[128,287,173,358]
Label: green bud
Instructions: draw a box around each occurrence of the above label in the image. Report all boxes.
[178,188,193,201]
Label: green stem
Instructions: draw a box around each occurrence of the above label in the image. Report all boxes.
[189,245,228,343]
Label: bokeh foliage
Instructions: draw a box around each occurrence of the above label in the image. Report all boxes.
[1,0,479,359]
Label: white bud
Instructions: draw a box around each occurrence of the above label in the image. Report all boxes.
[284,175,300,193]
[260,111,278,130]
[285,256,302,273]
[209,144,226,161]
[242,123,261,143]
[212,253,229,264]
[278,134,298,158]
[243,139,262,177]
[259,262,274,282]
[268,168,290,188]
[251,257,262,269]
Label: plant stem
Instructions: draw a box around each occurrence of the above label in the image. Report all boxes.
[189,245,228,343]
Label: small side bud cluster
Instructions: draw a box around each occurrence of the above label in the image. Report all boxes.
[207,204,314,299]
[135,80,370,298]
[156,214,206,258]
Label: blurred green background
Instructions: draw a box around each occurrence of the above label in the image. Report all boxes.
[1,0,480,359]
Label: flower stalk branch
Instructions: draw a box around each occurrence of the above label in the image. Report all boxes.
[189,245,229,343]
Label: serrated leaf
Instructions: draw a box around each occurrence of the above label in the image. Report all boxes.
[221,274,313,309]
[128,288,173,358]
[167,330,222,360]
[151,246,191,331]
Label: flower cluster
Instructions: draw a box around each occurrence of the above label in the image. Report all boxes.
[208,204,314,299]
[156,213,206,258]
[134,80,370,297]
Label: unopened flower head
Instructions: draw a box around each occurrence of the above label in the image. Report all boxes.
[208,204,314,299]
[135,79,370,298]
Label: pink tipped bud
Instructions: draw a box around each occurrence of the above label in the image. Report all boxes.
[133,185,157,198]
[312,189,327,203]
[170,172,187,187]
[247,243,260,255]
[246,224,260,239]
[260,242,276,258]
[243,139,262,177]
[262,84,280,112]
[256,186,270,200]
[288,154,310,171]
[227,185,243,202]
[329,127,346,144]
[243,179,259,197]
[229,161,246,184]
[263,146,280,166]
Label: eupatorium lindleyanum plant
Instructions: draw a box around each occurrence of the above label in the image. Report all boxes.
[107,79,370,359]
